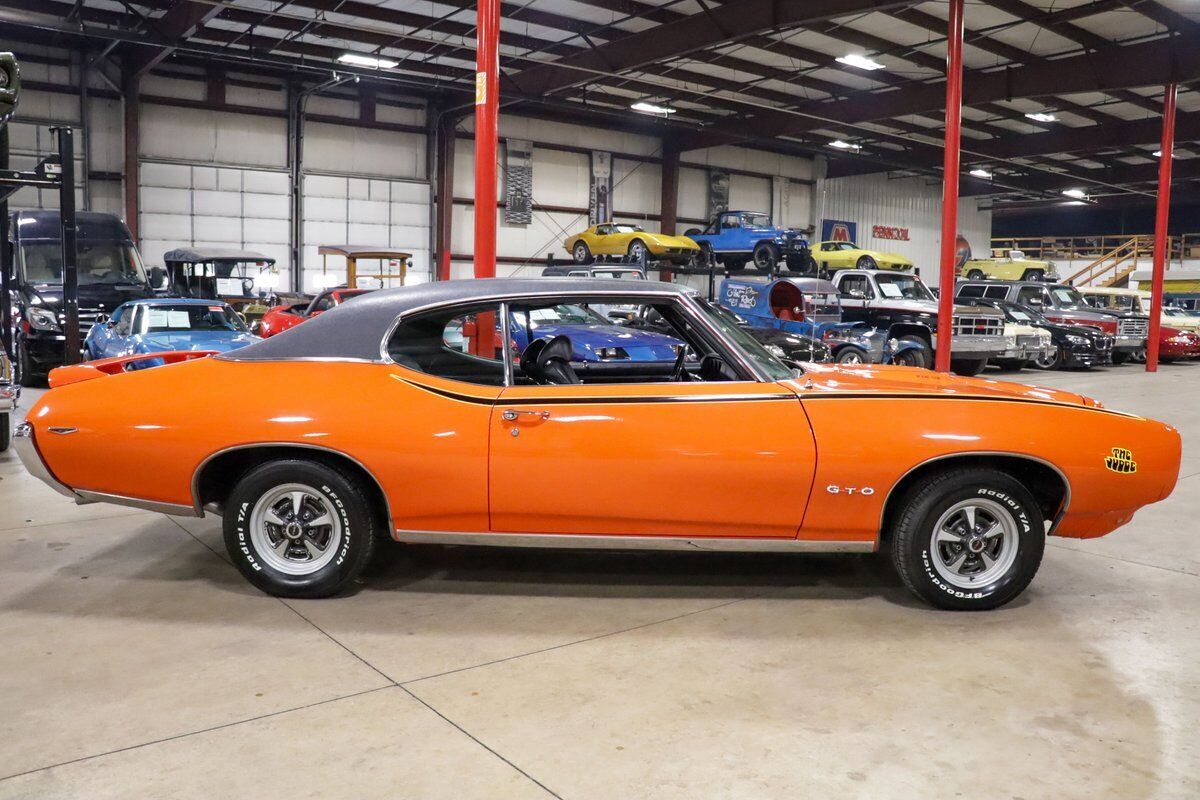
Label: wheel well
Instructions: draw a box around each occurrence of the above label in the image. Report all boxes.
[879,455,1069,544]
[193,445,391,530]
[887,324,932,346]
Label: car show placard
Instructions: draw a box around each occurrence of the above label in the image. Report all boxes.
[589,151,612,224]
[504,139,533,225]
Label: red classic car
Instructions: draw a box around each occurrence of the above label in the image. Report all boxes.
[257,287,373,338]
[1158,326,1200,362]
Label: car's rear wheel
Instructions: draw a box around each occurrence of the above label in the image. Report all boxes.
[896,336,931,368]
[572,241,592,264]
[967,269,986,280]
[1021,269,1045,281]
[890,467,1045,610]
[1110,349,1131,365]
[224,459,377,598]
[0,412,10,453]
[16,337,39,388]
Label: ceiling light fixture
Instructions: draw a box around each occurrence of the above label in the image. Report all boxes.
[1024,112,1057,123]
[631,101,676,115]
[835,54,885,71]
[1153,150,1176,158]
[828,140,862,152]
[1062,188,1089,200]
[969,168,992,179]
[337,53,399,69]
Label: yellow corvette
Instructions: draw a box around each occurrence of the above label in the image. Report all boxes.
[814,241,913,274]
[563,223,699,265]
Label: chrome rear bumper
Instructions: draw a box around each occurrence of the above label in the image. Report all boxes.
[13,422,79,499]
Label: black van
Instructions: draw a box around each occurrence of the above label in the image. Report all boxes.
[7,210,160,384]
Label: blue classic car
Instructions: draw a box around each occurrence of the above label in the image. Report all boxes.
[85,298,261,368]
[684,210,813,273]
[719,276,924,366]
[509,303,681,362]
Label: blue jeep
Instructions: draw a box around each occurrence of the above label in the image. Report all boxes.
[685,211,813,273]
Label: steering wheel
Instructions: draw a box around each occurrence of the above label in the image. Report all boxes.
[671,347,691,382]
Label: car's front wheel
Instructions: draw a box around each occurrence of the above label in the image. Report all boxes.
[890,467,1045,610]
[572,241,592,264]
[835,345,868,364]
[224,459,378,598]
[753,242,779,273]
[1032,346,1062,370]
[0,412,10,453]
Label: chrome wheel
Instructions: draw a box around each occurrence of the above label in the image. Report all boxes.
[572,243,590,263]
[1034,347,1060,369]
[837,348,866,365]
[249,483,342,576]
[929,498,1018,589]
[628,240,647,261]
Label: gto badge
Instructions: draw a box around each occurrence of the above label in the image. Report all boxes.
[1105,447,1138,474]
[827,484,875,496]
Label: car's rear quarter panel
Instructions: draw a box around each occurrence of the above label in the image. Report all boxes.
[799,395,1181,541]
[30,358,496,531]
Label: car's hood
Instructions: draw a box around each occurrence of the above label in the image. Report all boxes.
[1042,307,1113,324]
[1004,323,1042,337]
[137,330,260,352]
[531,323,682,349]
[787,363,1097,407]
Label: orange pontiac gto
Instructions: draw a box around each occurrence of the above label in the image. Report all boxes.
[16,279,1181,610]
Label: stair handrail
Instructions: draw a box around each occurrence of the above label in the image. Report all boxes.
[1064,237,1137,286]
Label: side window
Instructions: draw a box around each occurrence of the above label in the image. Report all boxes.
[595,224,612,236]
[821,242,837,252]
[508,298,728,386]
[957,284,985,298]
[723,214,741,229]
[386,303,505,386]
[839,275,874,300]
[984,286,1009,299]
[311,294,335,314]
[1016,286,1044,306]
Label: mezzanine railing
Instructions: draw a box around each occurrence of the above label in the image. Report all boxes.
[991,234,1199,287]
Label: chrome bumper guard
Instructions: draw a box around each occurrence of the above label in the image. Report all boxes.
[0,383,18,413]
[13,422,80,500]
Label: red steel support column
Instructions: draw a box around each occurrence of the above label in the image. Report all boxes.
[1146,82,1177,373]
[473,0,500,279]
[935,0,965,373]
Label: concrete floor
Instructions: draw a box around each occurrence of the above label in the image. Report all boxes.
[1,363,1197,799]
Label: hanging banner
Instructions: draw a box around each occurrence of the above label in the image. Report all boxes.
[708,170,730,218]
[821,219,857,243]
[589,151,612,224]
[503,139,533,225]
[871,225,909,241]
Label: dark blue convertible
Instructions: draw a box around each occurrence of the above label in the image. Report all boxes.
[508,303,681,362]
[85,298,260,368]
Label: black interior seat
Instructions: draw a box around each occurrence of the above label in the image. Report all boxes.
[536,335,582,385]
[519,338,549,384]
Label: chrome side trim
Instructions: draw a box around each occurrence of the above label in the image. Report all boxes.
[879,451,1072,534]
[395,529,875,553]
[13,423,80,500]
[190,442,395,531]
[74,489,200,517]
[212,355,384,364]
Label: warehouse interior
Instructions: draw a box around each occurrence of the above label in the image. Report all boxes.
[1,0,1198,796]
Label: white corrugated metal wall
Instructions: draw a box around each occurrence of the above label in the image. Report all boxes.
[816,171,993,288]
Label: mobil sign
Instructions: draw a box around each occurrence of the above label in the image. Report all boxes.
[821,219,857,243]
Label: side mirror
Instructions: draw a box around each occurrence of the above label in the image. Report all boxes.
[148,266,167,290]
[848,290,866,300]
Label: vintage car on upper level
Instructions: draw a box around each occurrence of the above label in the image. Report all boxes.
[955,280,1148,364]
[562,223,699,266]
[257,286,374,338]
[959,249,1057,282]
[813,241,914,276]
[0,348,16,452]
[830,269,1007,375]
[84,298,260,367]
[15,279,1182,611]
[959,298,1113,371]
[684,210,813,273]
[718,276,924,366]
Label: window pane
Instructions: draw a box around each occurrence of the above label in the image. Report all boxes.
[386,303,506,385]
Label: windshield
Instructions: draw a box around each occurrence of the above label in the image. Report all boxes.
[612,224,645,234]
[20,241,148,286]
[695,297,792,380]
[527,303,609,327]
[138,304,247,334]
[741,213,771,228]
[1050,286,1088,309]
[875,273,935,302]
[1004,305,1036,323]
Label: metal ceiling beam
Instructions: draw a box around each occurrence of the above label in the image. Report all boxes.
[508,0,916,96]
[681,32,1200,150]
[126,0,222,78]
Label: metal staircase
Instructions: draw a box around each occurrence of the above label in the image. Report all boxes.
[1064,236,1158,287]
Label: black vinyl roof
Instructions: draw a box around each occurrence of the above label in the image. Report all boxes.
[163,248,275,264]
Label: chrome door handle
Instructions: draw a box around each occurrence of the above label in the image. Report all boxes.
[502,409,550,421]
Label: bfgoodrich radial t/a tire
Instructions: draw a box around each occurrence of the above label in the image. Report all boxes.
[224,459,377,598]
[890,467,1045,610]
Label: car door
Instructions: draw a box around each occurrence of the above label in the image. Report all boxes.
[488,298,817,539]
[835,273,876,325]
